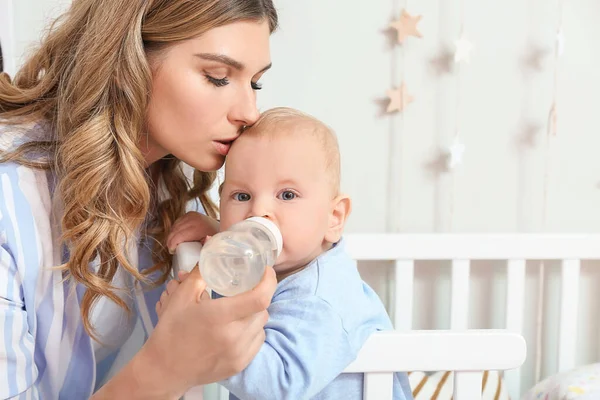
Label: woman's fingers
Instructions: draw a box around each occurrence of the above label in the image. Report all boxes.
[177,271,190,281]
[177,265,209,303]
[166,278,179,295]
[148,263,271,387]
[156,267,199,318]
[155,299,163,317]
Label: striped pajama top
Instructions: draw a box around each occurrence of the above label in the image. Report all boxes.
[0,121,183,399]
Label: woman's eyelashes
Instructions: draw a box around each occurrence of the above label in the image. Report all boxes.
[205,74,262,90]
[205,74,229,87]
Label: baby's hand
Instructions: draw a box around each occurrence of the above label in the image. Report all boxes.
[167,211,220,254]
[156,270,211,319]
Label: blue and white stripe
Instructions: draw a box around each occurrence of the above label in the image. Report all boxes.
[0,123,166,399]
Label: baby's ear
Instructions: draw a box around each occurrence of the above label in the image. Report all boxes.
[325,194,352,243]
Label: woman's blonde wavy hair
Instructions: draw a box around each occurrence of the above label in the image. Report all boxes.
[0,0,278,339]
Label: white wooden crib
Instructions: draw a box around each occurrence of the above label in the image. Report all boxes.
[345,329,525,399]
[197,233,600,400]
[199,329,525,400]
[345,233,600,399]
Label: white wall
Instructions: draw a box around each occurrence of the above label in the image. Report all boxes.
[9,0,70,69]
[0,0,16,75]
[257,0,600,234]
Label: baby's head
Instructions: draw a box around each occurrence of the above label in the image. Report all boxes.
[219,107,351,276]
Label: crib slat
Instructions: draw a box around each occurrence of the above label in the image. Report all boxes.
[363,372,393,400]
[504,259,526,398]
[394,260,414,331]
[505,259,526,332]
[451,260,470,330]
[454,371,483,399]
[214,385,229,400]
[219,386,229,400]
[558,259,580,372]
[181,385,204,400]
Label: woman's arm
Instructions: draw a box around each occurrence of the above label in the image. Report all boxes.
[94,266,276,399]
[91,344,184,400]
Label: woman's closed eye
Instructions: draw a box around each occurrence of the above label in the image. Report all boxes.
[205,74,229,87]
[205,74,262,90]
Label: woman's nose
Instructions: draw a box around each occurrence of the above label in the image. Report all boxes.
[231,88,260,129]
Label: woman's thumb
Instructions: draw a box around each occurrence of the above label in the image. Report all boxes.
[187,264,209,302]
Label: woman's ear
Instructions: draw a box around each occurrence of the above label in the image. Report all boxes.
[325,194,352,243]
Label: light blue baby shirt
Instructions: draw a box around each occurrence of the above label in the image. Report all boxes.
[221,239,413,400]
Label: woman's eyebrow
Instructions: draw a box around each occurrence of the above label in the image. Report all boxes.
[196,53,244,70]
[195,53,272,73]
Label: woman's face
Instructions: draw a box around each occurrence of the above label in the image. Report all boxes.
[143,20,272,170]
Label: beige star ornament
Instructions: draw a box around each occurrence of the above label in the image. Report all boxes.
[386,83,414,113]
[389,9,423,44]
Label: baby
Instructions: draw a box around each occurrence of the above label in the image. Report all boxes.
[162,107,412,400]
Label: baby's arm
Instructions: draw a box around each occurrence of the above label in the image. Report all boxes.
[166,211,219,254]
[222,296,356,400]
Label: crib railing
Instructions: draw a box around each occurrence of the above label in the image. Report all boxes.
[344,233,600,399]
[344,330,526,400]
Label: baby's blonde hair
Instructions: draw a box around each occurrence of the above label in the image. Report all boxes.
[243,107,341,195]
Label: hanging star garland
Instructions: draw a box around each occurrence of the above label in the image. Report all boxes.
[556,28,565,56]
[447,138,466,170]
[454,34,474,64]
[386,82,414,113]
[389,9,423,44]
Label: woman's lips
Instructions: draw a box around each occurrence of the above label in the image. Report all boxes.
[213,140,232,156]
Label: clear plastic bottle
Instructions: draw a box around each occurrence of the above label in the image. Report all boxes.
[172,241,204,277]
[173,217,282,296]
[200,217,282,296]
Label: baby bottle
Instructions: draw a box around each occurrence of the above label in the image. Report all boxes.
[173,217,282,296]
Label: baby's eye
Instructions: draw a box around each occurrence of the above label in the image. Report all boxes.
[278,191,297,201]
[233,192,251,202]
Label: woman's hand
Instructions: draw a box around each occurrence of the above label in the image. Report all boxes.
[149,265,275,388]
[156,270,209,317]
[94,265,276,400]
[167,211,220,253]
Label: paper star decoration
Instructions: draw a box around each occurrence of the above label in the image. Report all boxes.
[447,138,466,170]
[431,47,455,75]
[524,47,547,71]
[454,35,474,64]
[386,83,414,113]
[556,28,565,56]
[518,122,541,148]
[389,9,423,44]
